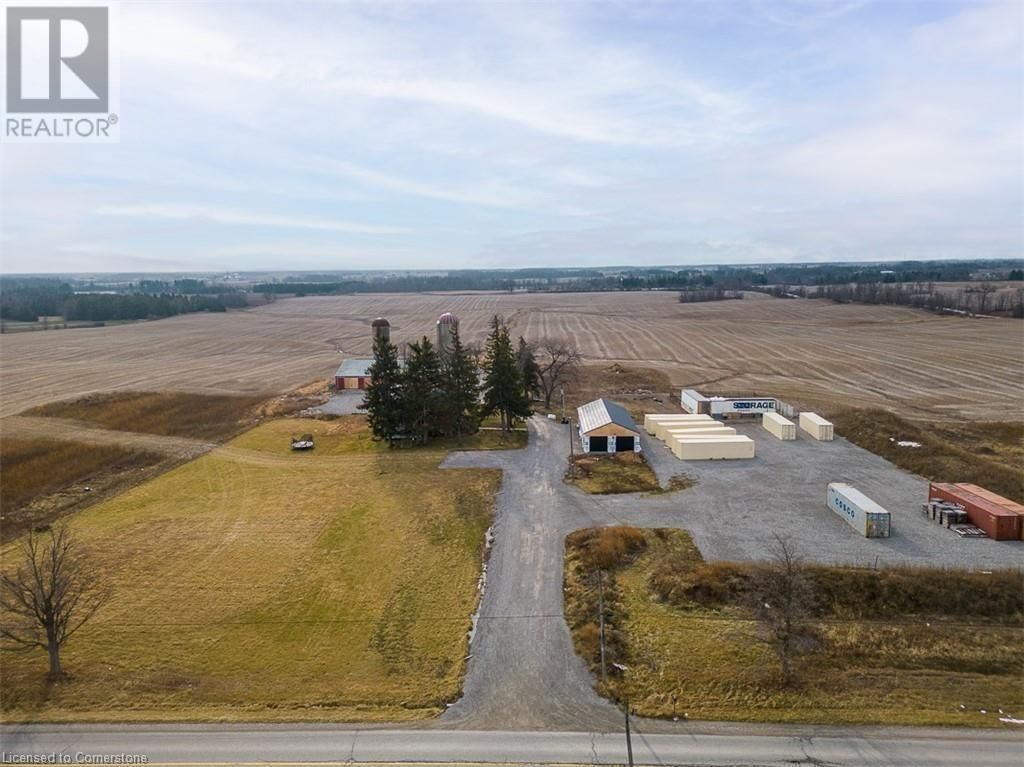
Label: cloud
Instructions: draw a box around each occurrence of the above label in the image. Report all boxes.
[96,204,410,235]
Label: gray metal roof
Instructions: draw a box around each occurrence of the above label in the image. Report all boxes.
[335,358,374,378]
[577,398,639,435]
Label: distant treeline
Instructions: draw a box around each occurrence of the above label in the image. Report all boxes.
[0,278,246,323]
[758,282,1024,318]
[678,288,744,303]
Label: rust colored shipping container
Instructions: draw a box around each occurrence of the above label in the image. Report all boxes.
[928,483,1022,541]
[955,484,1024,541]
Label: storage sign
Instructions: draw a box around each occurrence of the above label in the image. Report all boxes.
[710,398,776,415]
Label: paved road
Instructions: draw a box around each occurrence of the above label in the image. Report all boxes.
[439,416,1022,731]
[2,724,1020,766]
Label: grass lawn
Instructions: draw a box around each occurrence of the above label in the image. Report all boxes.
[565,528,1024,728]
[566,452,661,494]
[0,416,500,723]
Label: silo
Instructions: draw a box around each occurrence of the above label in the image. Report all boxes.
[436,311,459,358]
[371,317,390,344]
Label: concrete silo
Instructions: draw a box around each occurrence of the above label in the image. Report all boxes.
[371,317,390,344]
[436,311,459,358]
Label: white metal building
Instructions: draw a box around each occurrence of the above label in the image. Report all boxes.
[577,398,642,453]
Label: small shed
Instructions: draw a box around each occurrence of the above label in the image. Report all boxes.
[334,358,374,390]
[577,398,641,454]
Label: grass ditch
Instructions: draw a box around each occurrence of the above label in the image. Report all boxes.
[565,453,661,494]
[1,416,500,722]
[25,391,271,442]
[0,437,166,542]
[831,409,1024,503]
[564,526,1024,727]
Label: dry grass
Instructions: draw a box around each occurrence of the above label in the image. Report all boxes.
[2,292,1020,422]
[0,437,165,542]
[25,391,268,442]
[831,409,1024,503]
[0,416,500,723]
[566,452,661,494]
[564,527,1024,727]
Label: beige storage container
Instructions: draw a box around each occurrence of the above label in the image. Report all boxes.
[643,413,714,434]
[663,426,735,441]
[762,412,796,440]
[799,412,834,441]
[651,417,715,439]
[671,435,756,460]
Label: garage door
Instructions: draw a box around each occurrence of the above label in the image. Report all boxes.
[615,436,635,452]
[588,436,608,452]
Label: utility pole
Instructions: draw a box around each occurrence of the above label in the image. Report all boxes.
[597,569,607,683]
[624,697,634,767]
[568,418,575,477]
[560,384,566,422]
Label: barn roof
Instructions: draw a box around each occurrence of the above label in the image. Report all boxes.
[335,358,374,378]
[577,398,639,435]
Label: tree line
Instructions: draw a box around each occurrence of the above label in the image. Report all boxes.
[361,316,581,444]
[757,282,1024,318]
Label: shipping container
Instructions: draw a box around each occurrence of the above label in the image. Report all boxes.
[955,484,1024,540]
[663,426,736,441]
[709,397,777,416]
[799,412,834,441]
[928,483,1021,541]
[680,389,710,414]
[826,483,891,538]
[649,417,715,439]
[670,435,755,460]
[643,413,714,434]
[762,412,796,440]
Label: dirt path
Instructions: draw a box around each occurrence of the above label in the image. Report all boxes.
[1,416,216,459]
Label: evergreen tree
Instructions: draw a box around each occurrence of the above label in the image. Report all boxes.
[481,316,531,434]
[361,334,405,441]
[442,327,480,440]
[517,336,541,401]
[403,336,444,444]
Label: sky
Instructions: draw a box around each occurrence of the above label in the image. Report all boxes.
[1,0,1022,273]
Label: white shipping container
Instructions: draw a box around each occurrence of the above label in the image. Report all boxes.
[672,436,755,460]
[826,483,891,538]
[680,389,709,414]
[643,413,713,434]
[800,412,834,441]
[762,412,796,440]
[709,397,777,416]
[651,417,715,439]
[663,427,735,442]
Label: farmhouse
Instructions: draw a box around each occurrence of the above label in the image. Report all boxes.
[334,358,374,390]
[577,398,642,454]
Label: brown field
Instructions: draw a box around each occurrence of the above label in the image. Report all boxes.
[0,291,1021,421]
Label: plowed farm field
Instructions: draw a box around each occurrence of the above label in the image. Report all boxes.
[1,291,1021,421]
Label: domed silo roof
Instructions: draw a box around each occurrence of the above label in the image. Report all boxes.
[371,317,390,327]
[437,312,459,325]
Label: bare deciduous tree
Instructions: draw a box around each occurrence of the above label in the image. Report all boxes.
[0,526,107,677]
[534,338,582,408]
[745,535,819,686]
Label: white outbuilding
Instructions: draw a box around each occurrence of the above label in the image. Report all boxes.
[577,398,642,454]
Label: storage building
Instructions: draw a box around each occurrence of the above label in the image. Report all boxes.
[928,483,1021,541]
[799,412,834,441]
[577,398,642,454]
[826,483,891,538]
[762,412,797,441]
[680,389,711,414]
[335,358,375,390]
[669,435,755,460]
[709,397,777,417]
